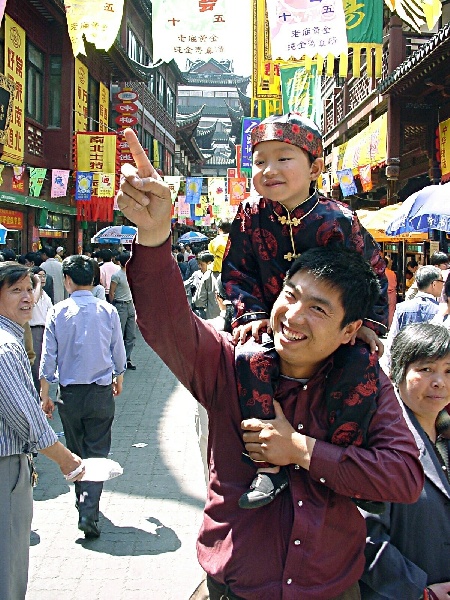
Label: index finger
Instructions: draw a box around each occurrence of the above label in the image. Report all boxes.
[123,128,156,179]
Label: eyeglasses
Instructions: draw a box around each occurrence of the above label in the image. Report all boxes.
[435,279,444,283]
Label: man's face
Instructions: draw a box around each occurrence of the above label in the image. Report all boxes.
[252,140,323,210]
[270,270,361,379]
[0,274,34,326]
[437,262,449,270]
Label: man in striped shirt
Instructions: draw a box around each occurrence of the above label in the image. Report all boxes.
[0,261,83,600]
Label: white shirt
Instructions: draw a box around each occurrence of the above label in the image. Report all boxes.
[29,291,53,326]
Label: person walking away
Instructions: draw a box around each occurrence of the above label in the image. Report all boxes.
[208,220,231,276]
[381,265,443,374]
[40,255,126,538]
[109,251,137,370]
[385,257,397,328]
[0,261,83,600]
[192,251,220,319]
[99,248,120,302]
[40,245,65,303]
[177,253,188,280]
[29,266,53,392]
[90,258,106,300]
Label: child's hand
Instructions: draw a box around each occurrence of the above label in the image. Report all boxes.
[353,325,384,357]
[233,319,272,344]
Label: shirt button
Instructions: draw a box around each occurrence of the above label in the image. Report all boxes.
[287,579,292,585]
[294,464,300,470]
[294,539,301,545]
[298,500,303,507]
[320,477,326,483]
[302,384,307,390]
[297,423,304,430]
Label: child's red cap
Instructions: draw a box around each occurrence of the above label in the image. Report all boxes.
[251,112,323,159]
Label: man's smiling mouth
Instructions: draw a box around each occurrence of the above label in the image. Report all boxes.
[281,323,306,341]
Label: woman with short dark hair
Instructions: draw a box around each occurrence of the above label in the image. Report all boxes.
[360,322,450,599]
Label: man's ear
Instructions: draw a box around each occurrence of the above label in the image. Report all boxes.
[310,158,324,181]
[341,319,363,343]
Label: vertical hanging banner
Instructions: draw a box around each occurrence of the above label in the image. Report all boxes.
[208,177,225,205]
[74,132,118,222]
[185,177,203,204]
[29,167,47,197]
[75,171,93,200]
[229,178,247,205]
[345,0,383,77]
[337,168,357,197]
[3,16,25,165]
[164,176,181,202]
[12,165,25,191]
[241,118,260,177]
[439,118,450,182]
[0,74,15,146]
[280,65,322,124]
[151,0,250,64]
[74,58,88,132]
[153,140,160,169]
[358,164,373,192]
[64,0,125,57]
[51,169,70,198]
[266,0,348,66]
[99,82,109,132]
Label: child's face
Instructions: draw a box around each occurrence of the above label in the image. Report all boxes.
[252,140,323,210]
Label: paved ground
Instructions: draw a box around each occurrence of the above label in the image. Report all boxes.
[26,331,207,600]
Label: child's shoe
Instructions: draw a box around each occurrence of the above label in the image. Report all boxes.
[238,468,289,509]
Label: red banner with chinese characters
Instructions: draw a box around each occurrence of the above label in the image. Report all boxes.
[74,132,118,222]
[0,208,23,229]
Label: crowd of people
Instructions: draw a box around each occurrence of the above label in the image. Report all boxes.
[1,110,449,600]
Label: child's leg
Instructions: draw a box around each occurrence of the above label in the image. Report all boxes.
[235,337,289,508]
[324,341,385,514]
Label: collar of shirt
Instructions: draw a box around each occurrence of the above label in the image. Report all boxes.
[70,290,95,298]
[0,315,24,340]
[416,291,439,303]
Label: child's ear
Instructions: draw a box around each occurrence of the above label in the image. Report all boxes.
[310,158,324,181]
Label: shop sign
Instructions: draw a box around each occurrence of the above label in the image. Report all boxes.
[115,90,138,102]
[114,102,138,114]
[0,208,23,229]
[115,114,138,127]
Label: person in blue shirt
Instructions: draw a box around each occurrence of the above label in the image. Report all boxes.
[40,255,126,539]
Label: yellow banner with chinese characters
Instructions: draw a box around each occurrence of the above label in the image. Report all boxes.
[74,58,88,132]
[76,133,117,172]
[99,82,109,132]
[3,16,25,165]
[439,117,450,182]
[64,0,125,57]
[331,113,387,181]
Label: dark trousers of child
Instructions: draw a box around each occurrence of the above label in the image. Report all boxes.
[236,337,379,454]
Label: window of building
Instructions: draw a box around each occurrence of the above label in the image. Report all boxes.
[87,76,99,131]
[48,55,61,128]
[215,91,227,97]
[127,26,143,63]
[156,72,165,106]
[26,42,44,123]
[167,86,175,118]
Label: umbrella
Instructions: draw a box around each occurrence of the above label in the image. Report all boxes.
[385,182,450,235]
[91,225,137,244]
[356,204,405,238]
[407,181,450,233]
[177,231,208,244]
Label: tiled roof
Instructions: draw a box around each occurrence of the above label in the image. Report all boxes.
[177,104,231,118]
[378,23,450,95]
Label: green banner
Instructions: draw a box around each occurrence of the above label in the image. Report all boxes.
[345,0,383,44]
[279,65,322,127]
[28,167,47,198]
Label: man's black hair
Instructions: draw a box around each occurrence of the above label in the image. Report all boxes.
[286,247,380,328]
[3,249,16,261]
[117,252,130,268]
[430,251,449,266]
[41,245,56,259]
[101,249,113,262]
[390,323,450,387]
[218,221,232,234]
[62,255,94,286]
[0,262,34,291]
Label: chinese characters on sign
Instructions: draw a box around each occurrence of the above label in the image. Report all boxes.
[75,133,117,198]
[74,58,88,132]
[152,0,237,63]
[99,82,110,132]
[266,0,348,62]
[439,118,450,181]
[3,16,25,165]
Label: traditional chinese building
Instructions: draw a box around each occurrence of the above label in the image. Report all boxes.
[177,58,250,177]
[322,4,450,212]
